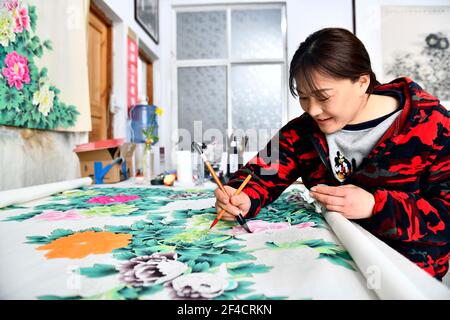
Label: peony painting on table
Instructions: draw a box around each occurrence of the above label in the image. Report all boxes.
[0,186,373,300]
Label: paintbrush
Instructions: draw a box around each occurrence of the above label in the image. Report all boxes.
[191,142,252,233]
[209,173,252,230]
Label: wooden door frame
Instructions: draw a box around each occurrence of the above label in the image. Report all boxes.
[89,3,113,139]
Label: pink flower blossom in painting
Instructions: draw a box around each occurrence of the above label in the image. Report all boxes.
[2,51,30,90]
[231,220,291,235]
[293,222,315,230]
[13,4,30,33]
[4,0,30,33]
[87,195,140,205]
[4,0,19,11]
[34,210,83,221]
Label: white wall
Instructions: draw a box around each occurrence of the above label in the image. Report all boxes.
[285,0,353,120]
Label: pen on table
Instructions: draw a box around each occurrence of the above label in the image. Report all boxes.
[191,142,252,233]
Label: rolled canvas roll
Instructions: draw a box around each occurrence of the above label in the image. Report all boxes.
[324,211,427,299]
[0,177,92,209]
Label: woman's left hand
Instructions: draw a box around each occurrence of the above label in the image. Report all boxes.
[310,184,375,219]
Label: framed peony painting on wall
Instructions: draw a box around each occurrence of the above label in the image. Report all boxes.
[355,1,450,110]
[381,6,450,106]
[0,0,91,131]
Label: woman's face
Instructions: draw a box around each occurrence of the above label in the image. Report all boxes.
[295,71,369,134]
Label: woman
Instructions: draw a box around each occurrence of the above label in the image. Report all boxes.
[214,28,449,280]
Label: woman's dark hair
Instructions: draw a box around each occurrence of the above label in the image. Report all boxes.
[289,28,380,99]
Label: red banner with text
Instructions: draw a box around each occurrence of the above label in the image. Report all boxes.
[127,36,138,117]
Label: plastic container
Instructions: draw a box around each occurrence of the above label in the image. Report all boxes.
[130,104,159,143]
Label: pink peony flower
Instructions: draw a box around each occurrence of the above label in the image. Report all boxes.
[34,210,83,221]
[231,220,291,234]
[4,0,19,11]
[293,222,315,229]
[2,51,30,90]
[13,4,30,33]
[4,0,29,33]
[87,195,140,204]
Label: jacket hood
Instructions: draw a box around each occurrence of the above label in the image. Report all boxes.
[373,77,441,138]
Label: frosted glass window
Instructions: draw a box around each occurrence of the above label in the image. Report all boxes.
[177,11,227,60]
[231,64,282,131]
[231,9,283,60]
[178,66,227,144]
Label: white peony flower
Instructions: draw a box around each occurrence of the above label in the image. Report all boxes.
[33,83,55,116]
[0,9,16,47]
[119,252,188,287]
[171,272,229,299]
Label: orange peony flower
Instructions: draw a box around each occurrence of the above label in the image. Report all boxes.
[37,231,132,259]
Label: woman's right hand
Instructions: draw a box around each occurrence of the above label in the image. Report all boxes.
[214,186,251,221]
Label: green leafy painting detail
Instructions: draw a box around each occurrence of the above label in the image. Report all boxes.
[104,214,256,269]
[0,0,79,129]
[27,229,281,299]
[39,284,165,301]
[25,208,289,300]
[3,187,214,222]
[256,191,328,228]
[15,186,354,300]
[82,204,139,217]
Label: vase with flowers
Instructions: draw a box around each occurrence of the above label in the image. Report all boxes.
[141,106,163,183]
[142,125,156,182]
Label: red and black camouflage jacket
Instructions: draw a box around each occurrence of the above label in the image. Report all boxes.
[228,77,450,280]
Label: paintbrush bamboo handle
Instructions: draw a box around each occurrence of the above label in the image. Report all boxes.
[235,174,252,194]
[204,160,227,194]
[216,208,226,220]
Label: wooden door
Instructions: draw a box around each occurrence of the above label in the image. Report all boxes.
[88,9,111,142]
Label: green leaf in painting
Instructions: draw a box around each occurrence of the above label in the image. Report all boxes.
[192,262,210,272]
[118,286,140,300]
[112,251,136,261]
[38,295,82,300]
[138,284,164,297]
[79,264,119,278]
[4,211,43,222]
[227,263,273,277]
[242,294,287,300]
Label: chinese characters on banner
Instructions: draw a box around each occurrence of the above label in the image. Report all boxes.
[127,36,138,117]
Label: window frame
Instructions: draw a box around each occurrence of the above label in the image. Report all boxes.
[172,3,288,142]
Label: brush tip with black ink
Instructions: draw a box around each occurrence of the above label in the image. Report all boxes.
[236,214,252,233]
